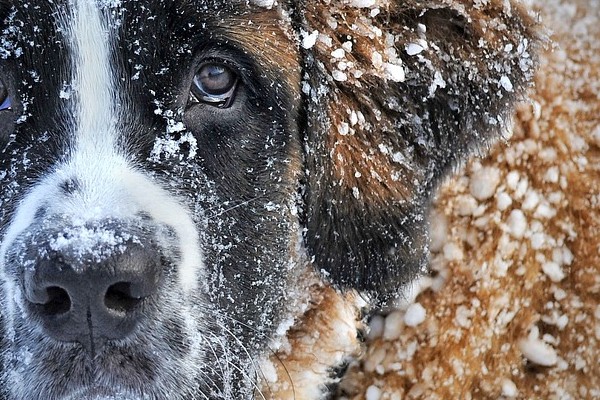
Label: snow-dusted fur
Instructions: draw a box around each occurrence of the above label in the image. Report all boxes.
[0,0,538,399]
[270,0,599,399]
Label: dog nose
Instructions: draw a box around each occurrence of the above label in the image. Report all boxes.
[22,229,162,350]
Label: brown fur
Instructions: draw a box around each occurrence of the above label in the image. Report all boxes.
[301,0,539,298]
[228,10,302,101]
[267,0,599,399]
[260,286,366,399]
[343,0,598,398]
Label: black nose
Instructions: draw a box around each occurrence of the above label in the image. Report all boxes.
[21,227,162,351]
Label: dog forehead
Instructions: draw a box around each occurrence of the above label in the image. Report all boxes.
[0,0,299,136]
[1,0,292,56]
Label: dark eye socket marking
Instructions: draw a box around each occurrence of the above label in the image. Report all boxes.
[189,62,239,108]
[0,78,12,111]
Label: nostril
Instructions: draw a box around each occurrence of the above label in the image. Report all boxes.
[43,287,71,316]
[104,282,143,313]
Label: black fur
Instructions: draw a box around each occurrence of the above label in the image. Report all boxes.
[0,0,537,398]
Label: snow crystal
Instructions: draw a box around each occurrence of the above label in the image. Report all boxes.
[404,302,426,327]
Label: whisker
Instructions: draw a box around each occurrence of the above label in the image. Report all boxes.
[208,311,295,400]
[206,195,265,221]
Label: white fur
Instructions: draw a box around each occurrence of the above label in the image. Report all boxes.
[0,0,203,293]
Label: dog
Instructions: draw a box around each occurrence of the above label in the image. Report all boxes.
[0,0,537,398]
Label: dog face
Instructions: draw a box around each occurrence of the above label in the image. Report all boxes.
[0,0,536,399]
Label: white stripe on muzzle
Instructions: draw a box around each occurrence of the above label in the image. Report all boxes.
[0,0,203,293]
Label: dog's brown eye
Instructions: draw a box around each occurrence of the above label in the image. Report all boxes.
[0,79,11,111]
[190,63,238,108]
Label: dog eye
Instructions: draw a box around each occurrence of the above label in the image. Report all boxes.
[0,79,11,111]
[190,63,238,108]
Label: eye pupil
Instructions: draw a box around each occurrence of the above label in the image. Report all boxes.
[198,65,233,95]
[191,62,238,108]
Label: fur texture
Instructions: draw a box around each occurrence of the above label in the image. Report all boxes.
[0,0,538,398]
[269,0,599,398]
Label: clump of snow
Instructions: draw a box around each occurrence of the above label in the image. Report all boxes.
[383,63,405,82]
[383,310,404,341]
[365,385,382,400]
[506,209,527,239]
[371,51,383,69]
[150,131,198,161]
[404,302,426,327]
[541,261,565,282]
[332,70,348,82]
[499,75,514,92]
[368,314,385,339]
[518,326,558,367]
[496,191,513,211]
[348,0,377,8]
[250,0,276,8]
[331,48,345,58]
[429,211,447,252]
[442,242,463,261]
[501,379,518,398]
[301,30,319,49]
[405,43,424,56]
[469,166,501,201]
[48,225,132,265]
